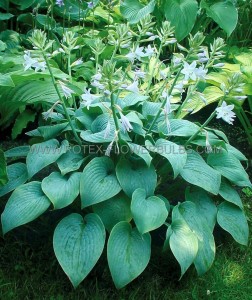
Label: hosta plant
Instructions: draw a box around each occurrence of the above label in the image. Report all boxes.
[0,19,251,289]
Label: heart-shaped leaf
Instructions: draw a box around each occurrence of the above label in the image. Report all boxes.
[107,222,151,289]
[0,149,8,186]
[53,213,105,288]
[80,157,121,208]
[42,172,81,209]
[131,188,168,234]
[26,139,68,178]
[1,181,51,234]
[57,149,85,175]
[116,157,157,198]
[93,193,132,232]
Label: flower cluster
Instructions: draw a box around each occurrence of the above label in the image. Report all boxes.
[23,51,46,72]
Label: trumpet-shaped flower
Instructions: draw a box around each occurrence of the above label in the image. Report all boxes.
[134,69,146,79]
[59,81,74,98]
[125,81,139,93]
[23,51,38,71]
[181,61,197,81]
[216,101,236,124]
[81,88,99,109]
[56,0,64,7]
[119,112,133,133]
[145,45,155,57]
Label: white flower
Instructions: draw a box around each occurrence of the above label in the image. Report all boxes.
[126,81,139,93]
[181,61,197,81]
[33,61,46,72]
[205,132,213,153]
[104,89,111,96]
[216,101,236,124]
[160,70,167,80]
[56,0,64,7]
[144,45,155,57]
[92,73,102,81]
[126,46,145,62]
[81,88,99,109]
[119,112,133,133]
[120,43,131,49]
[91,80,105,90]
[134,69,146,79]
[59,81,74,98]
[71,58,83,67]
[173,56,182,66]
[233,95,247,101]
[166,38,177,45]
[135,46,145,60]
[194,66,207,80]
[23,50,38,71]
[174,81,185,93]
[104,120,111,139]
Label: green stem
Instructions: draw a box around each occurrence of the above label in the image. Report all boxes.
[67,50,77,110]
[185,110,217,147]
[108,82,122,142]
[42,52,82,146]
[236,110,252,145]
[146,42,164,95]
[175,79,200,118]
[147,65,184,134]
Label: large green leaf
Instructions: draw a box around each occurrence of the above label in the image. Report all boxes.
[42,172,81,209]
[120,0,156,24]
[80,157,121,208]
[177,86,224,118]
[127,143,152,167]
[202,0,238,36]
[131,188,168,234]
[185,187,217,231]
[5,146,30,158]
[177,202,215,275]
[167,219,198,277]
[0,149,8,187]
[207,151,251,187]
[116,157,157,198]
[180,150,221,195]
[219,179,243,208]
[93,193,132,232]
[57,149,86,175]
[217,202,249,245]
[11,109,36,139]
[53,213,105,288]
[164,0,198,41]
[1,181,51,234]
[0,163,28,197]
[0,81,61,126]
[158,119,200,137]
[26,139,68,178]
[146,139,187,178]
[107,222,151,289]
